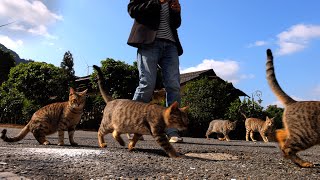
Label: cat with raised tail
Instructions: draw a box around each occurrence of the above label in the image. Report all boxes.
[266,49,320,167]
[1,88,87,146]
[93,65,189,158]
[241,112,274,143]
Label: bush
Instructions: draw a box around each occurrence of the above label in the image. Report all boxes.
[181,77,238,137]
[0,62,69,124]
[91,58,138,99]
[264,105,284,129]
[0,88,24,124]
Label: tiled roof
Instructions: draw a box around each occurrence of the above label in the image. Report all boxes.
[180,69,216,85]
[180,69,247,97]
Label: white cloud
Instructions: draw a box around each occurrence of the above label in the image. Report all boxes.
[277,24,320,55]
[0,0,62,38]
[248,40,268,47]
[0,35,23,50]
[180,59,253,84]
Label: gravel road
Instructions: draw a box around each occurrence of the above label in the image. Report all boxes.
[0,127,319,179]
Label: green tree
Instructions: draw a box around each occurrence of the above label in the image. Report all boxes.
[224,98,264,140]
[60,51,75,87]
[264,105,284,129]
[0,48,16,84]
[91,58,138,99]
[0,62,69,124]
[181,77,238,137]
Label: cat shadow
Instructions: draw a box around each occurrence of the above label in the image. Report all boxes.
[130,148,169,157]
[313,164,320,168]
[182,141,277,148]
[180,154,219,162]
[130,148,221,162]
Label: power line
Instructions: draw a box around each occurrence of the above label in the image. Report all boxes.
[0,21,16,28]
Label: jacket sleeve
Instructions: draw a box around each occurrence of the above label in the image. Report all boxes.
[128,0,161,19]
[170,10,181,29]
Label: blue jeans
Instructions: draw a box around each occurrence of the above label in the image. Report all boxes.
[133,39,181,136]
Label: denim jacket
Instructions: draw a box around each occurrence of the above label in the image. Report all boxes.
[127,0,183,56]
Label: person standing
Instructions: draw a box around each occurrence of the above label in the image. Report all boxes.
[127,0,184,143]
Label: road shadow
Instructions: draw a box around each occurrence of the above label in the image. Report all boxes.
[130,148,169,157]
[182,140,277,149]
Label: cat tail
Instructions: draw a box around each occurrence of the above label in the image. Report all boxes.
[1,124,30,142]
[240,112,247,119]
[266,49,296,106]
[92,65,113,103]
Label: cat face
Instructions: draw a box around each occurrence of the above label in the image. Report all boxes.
[265,116,274,127]
[69,88,87,109]
[164,102,189,131]
[228,121,237,130]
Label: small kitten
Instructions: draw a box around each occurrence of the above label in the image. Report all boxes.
[242,113,274,143]
[1,88,87,146]
[205,120,237,141]
[93,65,189,158]
[266,49,320,167]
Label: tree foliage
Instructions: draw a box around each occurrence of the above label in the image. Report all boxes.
[60,51,75,87]
[264,105,284,129]
[0,62,69,124]
[0,48,16,84]
[91,58,138,99]
[182,77,237,122]
[181,77,238,137]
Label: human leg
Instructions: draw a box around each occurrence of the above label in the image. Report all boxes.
[159,41,182,142]
[132,43,160,103]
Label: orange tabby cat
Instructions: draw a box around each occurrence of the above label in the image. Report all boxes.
[266,49,320,167]
[93,65,189,158]
[205,120,237,141]
[242,113,274,143]
[1,88,87,146]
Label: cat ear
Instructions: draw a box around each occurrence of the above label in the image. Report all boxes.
[179,106,189,112]
[69,87,75,95]
[81,89,88,95]
[170,101,179,110]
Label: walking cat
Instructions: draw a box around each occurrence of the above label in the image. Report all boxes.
[242,113,274,142]
[1,88,87,146]
[205,120,237,141]
[93,65,189,158]
[266,49,320,168]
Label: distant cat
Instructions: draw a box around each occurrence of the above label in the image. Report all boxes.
[205,120,237,141]
[266,49,320,168]
[93,65,189,158]
[1,88,87,146]
[242,113,274,143]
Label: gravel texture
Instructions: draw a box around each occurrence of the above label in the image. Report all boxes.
[0,127,319,179]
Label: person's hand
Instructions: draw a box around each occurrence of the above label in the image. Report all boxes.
[170,0,181,12]
[159,0,168,4]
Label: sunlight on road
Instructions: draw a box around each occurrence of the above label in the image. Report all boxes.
[185,152,238,161]
[0,147,104,157]
[24,147,104,157]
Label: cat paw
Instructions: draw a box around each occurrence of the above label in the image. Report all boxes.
[169,152,182,158]
[70,142,78,146]
[299,162,315,168]
[99,143,107,148]
[128,143,135,151]
[43,141,50,145]
[128,146,135,151]
[57,142,64,146]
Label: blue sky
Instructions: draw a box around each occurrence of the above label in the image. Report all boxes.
[1,0,320,108]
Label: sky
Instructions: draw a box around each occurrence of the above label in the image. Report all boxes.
[1,0,320,108]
